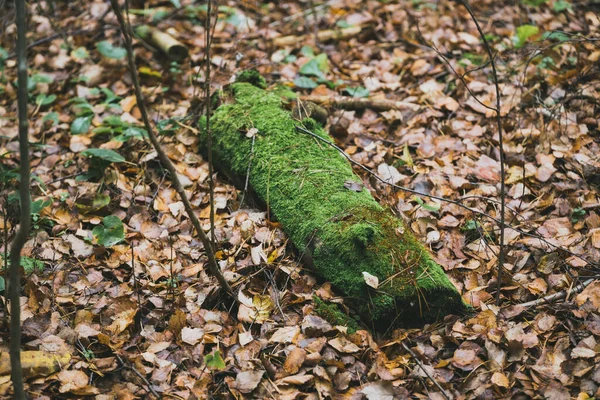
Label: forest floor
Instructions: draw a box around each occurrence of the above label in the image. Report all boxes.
[1,0,600,398]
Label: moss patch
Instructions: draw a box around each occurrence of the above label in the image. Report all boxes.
[313,296,360,334]
[200,82,466,330]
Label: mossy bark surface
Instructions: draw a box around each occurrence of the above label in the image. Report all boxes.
[201,80,465,330]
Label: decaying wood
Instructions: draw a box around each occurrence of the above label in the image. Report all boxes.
[299,94,421,112]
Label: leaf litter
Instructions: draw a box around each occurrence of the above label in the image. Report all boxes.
[0,0,599,398]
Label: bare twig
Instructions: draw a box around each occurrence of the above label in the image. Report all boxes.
[294,125,598,270]
[453,0,506,308]
[9,0,30,397]
[402,342,451,400]
[205,0,216,250]
[299,95,421,112]
[520,278,595,309]
[108,0,234,297]
[114,353,160,399]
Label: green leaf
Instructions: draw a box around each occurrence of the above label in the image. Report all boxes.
[522,0,548,5]
[343,86,369,98]
[71,46,89,60]
[514,25,539,48]
[300,46,314,57]
[204,350,226,370]
[299,59,325,79]
[461,219,479,231]
[294,76,318,89]
[413,196,441,212]
[96,41,126,60]
[93,215,125,247]
[542,31,570,42]
[314,53,329,73]
[31,73,54,84]
[0,277,4,292]
[43,111,59,126]
[553,0,572,11]
[76,193,111,214]
[81,148,126,163]
[71,115,93,135]
[36,93,56,106]
[102,115,126,126]
[116,127,147,142]
[571,207,586,223]
[21,256,44,275]
[31,198,52,214]
[100,87,120,104]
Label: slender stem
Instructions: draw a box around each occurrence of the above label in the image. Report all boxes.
[10,0,31,398]
[108,0,234,297]
[205,0,215,250]
[455,0,506,308]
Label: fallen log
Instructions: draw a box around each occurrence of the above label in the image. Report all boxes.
[200,73,466,330]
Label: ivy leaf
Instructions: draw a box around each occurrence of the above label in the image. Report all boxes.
[343,86,369,98]
[92,215,125,247]
[71,46,89,60]
[81,148,125,163]
[31,198,52,214]
[36,93,56,106]
[71,115,93,135]
[43,112,59,126]
[96,41,126,60]
[514,24,539,48]
[299,59,325,80]
[204,350,226,370]
[293,76,318,89]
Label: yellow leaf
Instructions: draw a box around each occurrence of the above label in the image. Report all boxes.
[0,350,71,377]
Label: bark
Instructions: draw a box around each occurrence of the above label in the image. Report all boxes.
[200,74,466,329]
[135,25,188,61]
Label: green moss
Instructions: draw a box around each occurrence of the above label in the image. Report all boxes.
[236,69,267,89]
[313,296,360,334]
[200,82,466,330]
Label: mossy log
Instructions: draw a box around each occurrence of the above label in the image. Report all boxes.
[200,77,465,330]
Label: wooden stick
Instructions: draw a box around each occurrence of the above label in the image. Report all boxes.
[299,95,421,112]
[108,0,234,297]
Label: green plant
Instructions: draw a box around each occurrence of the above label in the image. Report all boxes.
[79,148,126,181]
[513,25,540,48]
[92,215,125,247]
[96,41,126,60]
[204,350,226,370]
[571,207,586,223]
[31,198,54,231]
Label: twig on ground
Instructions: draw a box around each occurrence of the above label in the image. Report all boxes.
[294,125,598,270]
[299,95,421,112]
[402,342,451,400]
[520,278,595,309]
[114,353,160,399]
[108,0,234,297]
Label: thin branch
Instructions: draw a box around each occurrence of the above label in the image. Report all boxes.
[402,342,450,400]
[453,0,506,308]
[519,278,595,309]
[114,353,160,399]
[108,0,234,297]
[205,0,216,250]
[294,125,598,270]
[10,0,30,397]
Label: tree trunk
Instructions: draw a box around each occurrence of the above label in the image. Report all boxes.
[201,75,466,330]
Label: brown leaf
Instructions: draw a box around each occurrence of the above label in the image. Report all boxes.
[283,347,306,375]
